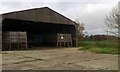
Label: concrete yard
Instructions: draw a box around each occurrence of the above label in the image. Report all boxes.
[1,47,118,70]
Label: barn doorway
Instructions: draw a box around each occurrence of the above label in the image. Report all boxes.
[2,18,76,49]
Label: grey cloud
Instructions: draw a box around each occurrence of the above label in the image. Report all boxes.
[1,2,22,7]
[0,2,47,14]
[0,1,119,35]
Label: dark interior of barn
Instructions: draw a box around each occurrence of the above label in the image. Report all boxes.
[2,18,76,48]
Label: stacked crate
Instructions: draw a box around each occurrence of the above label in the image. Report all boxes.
[57,33,72,47]
[2,31,27,50]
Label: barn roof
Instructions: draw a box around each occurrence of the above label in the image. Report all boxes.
[2,7,76,25]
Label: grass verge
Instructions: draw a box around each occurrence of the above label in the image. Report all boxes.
[79,40,119,54]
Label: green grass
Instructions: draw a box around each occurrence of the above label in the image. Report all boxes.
[79,40,119,54]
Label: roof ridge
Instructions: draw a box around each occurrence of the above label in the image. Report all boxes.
[2,7,50,15]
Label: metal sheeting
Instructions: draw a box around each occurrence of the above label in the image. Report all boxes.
[2,7,76,25]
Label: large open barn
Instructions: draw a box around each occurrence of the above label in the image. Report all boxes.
[0,7,78,50]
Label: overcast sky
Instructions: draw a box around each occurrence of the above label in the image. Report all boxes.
[0,0,119,35]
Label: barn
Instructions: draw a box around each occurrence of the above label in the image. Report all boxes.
[0,7,78,50]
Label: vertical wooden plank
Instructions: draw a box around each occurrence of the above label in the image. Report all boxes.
[60,42,61,47]
[67,42,69,47]
[71,41,72,47]
[18,32,19,50]
[57,42,58,47]
[70,34,72,47]
[0,15,2,51]
[9,32,11,50]
[57,33,58,47]
[0,15,2,72]
[26,32,27,49]
[63,42,65,47]
[24,32,27,49]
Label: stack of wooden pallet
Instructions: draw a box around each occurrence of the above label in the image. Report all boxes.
[2,31,27,50]
[57,33,72,47]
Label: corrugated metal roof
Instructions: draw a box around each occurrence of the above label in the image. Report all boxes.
[2,7,76,25]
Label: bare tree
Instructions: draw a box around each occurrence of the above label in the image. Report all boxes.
[75,19,85,40]
[105,5,120,37]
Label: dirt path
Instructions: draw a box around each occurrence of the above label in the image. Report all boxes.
[1,47,118,70]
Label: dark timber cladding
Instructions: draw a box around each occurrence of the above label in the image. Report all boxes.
[1,7,78,50]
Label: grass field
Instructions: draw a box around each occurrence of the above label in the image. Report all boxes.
[79,40,119,54]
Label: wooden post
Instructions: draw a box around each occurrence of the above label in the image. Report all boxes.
[9,32,11,50]
[67,42,69,47]
[57,42,58,47]
[71,41,72,47]
[60,42,61,47]
[25,32,27,49]
[18,32,20,50]
[63,42,65,47]
[0,15,2,51]
[57,33,59,47]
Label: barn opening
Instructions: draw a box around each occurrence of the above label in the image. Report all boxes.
[1,7,78,50]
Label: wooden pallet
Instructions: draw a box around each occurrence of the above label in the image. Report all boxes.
[57,33,72,47]
[2,31,27,50]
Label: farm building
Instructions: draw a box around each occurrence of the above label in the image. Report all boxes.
[0,7,78,50]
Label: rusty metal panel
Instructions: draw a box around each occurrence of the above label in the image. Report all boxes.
[2,7,76,25]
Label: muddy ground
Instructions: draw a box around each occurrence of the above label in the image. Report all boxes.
[1,47,118,70]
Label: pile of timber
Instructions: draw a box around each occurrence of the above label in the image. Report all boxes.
[2,31,27,50]
[57,33,72,47]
